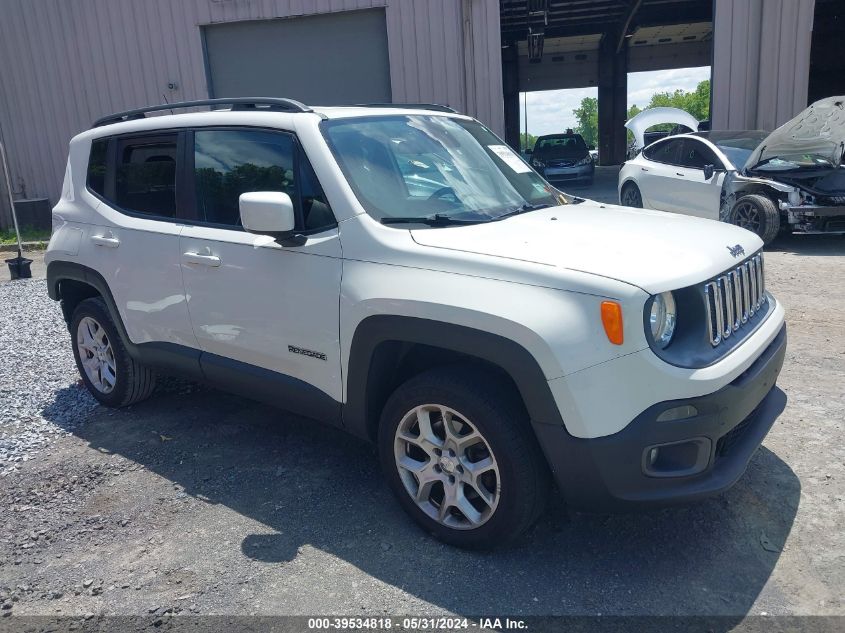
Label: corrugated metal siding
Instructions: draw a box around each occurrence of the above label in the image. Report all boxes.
[711,0,815,131]
[0,0,503,217]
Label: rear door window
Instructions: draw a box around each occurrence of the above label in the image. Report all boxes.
[114,135,178,217]
[643,138,683,165]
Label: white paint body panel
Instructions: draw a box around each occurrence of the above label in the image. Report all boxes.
[180,225,344,402]
[625,107,701,152]
[49,109,785,440]
[619,135,734,222]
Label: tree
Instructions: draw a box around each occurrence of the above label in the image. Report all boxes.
[646,79,710,121]
[519,132,538,152]
[570,79,711,146]
[573,97,598,147]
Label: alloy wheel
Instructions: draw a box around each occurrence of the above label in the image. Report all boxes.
[622,185,642,208]
[76,316,117,394]
[734,201,762,233]
[394,404,500,530]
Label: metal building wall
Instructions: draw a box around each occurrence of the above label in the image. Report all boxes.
[711,0,815,131]
[0,0,503,221]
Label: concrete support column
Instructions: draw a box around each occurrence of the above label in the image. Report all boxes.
[598,30,628,166]
[502,42,521,150]
[711,0,815,131]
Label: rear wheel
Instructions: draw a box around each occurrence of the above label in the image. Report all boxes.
[70,297,156,407]
[378,366,549,549]
[621,182,643,208]
[730,194,780,245]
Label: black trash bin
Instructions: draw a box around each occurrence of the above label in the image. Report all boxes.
[5,254,32,280]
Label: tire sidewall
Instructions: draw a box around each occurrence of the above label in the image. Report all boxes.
[378,374,536,549]
[621,182,642,207]
[70,298,133,407]
[731,194,780,244]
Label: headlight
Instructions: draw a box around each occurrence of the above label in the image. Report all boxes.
[532,159,545,169]
[576,156,592,166]
[649,292,677,348]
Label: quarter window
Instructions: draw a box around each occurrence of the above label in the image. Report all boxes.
[87,139,108,197]
[114,135,178,217]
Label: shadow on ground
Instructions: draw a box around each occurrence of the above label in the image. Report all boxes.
[766,234,845,257]
[42,383,799,620]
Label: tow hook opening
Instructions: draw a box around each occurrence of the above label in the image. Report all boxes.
[643,437,712,478]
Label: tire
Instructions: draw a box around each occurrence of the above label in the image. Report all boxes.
[620,182,643,208]
[70,297,156,407]
[729,194,780,245]
[378,365,550,549]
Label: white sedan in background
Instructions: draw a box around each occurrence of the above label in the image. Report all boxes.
[619,130,767,219]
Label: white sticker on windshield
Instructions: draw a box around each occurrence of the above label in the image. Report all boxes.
[488,144,532,173]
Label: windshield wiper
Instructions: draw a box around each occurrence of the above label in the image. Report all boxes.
[380,213,484,226]
[493,203,551,221]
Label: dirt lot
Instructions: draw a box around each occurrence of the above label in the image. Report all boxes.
[0,235,843,628]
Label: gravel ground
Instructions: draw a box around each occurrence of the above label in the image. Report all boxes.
[0,235,842,630]
[0,279,96,473]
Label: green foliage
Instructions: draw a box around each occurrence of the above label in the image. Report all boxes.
[0,227,51,245]
[519,132,538,152]
[571,79,711,145]
[647,79,710,121]
[573,97,598,148]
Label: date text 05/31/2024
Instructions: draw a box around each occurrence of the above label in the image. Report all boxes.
[307,617,529,630]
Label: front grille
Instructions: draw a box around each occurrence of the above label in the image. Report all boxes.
[704,253,766,346]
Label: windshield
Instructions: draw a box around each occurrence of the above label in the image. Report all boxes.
[534,135,588,159]
[697,131,768,169]
[753,154,836,172]
[322,115,562,224]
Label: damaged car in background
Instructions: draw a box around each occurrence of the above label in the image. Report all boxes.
[619,97,845,244]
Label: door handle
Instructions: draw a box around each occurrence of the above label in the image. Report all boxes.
[91,234,120,248]
[640,167,649,172]
[675,172,685,177]
[183,252,221,267]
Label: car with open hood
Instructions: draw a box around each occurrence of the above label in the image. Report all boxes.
[46,99,786,548]
[619,98,845,244]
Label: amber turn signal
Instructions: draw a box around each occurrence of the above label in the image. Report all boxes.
[601,301,624,345]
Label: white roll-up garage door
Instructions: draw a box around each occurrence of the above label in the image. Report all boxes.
[203,9,391,105]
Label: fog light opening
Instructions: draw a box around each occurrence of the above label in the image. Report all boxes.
[642,438,712,478]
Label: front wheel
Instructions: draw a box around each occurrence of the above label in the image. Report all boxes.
[70,297,156,407]
[378,366,549,549]
[620,182,643,208]
[729,194,780,245]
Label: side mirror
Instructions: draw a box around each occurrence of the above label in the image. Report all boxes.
[588,144,596,151]
[239,192,299,243]
[703,164,715,180]
[524,148,533,155]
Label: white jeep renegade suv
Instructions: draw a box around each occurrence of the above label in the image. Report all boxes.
[46,98,787,548]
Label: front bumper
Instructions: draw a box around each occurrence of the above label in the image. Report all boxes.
[543,163,594,183]
[783,203,845,234]
[533,324,787,512]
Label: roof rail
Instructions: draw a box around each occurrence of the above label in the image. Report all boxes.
[357,103,458,114]
[92,98,313,128]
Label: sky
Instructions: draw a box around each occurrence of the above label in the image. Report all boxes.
[519,66,711,137]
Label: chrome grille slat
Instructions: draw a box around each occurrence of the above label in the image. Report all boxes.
[703,252,767,347]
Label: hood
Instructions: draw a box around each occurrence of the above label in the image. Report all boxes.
[745,96,845,170]
[625,107,700,151]
[410,203,763,295]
